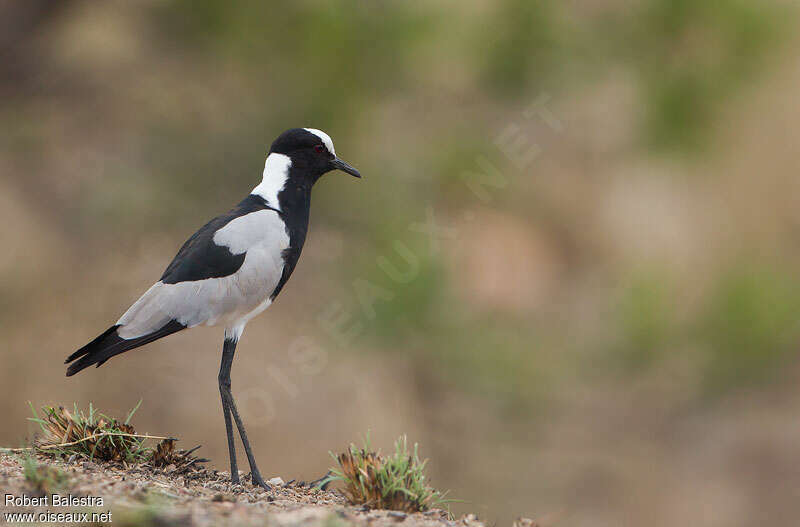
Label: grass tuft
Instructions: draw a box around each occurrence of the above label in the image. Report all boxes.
[28,401,155,463]
[21,401,206,471]
[322,435,450,513]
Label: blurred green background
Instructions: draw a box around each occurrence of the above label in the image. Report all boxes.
[2,1,800,525]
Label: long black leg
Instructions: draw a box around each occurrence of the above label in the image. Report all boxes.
[218,339,239,484]
[218,336,270,490]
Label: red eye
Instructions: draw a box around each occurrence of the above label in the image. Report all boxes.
[314,144,326,154]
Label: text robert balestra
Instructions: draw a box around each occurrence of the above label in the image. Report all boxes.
[4,493,104,507]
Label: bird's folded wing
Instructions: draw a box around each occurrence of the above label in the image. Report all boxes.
[117,205,290,339]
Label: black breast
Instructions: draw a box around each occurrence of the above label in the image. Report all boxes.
[269,178,312,300]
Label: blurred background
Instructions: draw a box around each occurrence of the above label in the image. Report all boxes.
[2,0,800,525]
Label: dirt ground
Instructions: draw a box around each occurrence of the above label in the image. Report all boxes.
[0,453,485,527]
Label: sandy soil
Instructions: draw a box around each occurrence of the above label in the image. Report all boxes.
[0,453,481,527]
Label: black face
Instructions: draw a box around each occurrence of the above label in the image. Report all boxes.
[269,128,360,183]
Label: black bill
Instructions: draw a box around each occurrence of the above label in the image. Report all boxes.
[330,157,361,178]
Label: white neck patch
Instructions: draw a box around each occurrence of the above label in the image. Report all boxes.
[304,128,335,156]
[252,153,291,210]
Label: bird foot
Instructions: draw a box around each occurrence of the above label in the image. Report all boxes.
[296,471,333,490]
[249,473,273,491]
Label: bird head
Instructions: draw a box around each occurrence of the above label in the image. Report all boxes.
[269,128,361,183]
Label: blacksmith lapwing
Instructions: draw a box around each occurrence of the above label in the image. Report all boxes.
[65,128,361,489]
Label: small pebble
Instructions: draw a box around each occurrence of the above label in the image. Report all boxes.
[268,476,284,486]
[389,511,407,520]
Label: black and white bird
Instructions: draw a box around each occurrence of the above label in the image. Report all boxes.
[65,128,361,489]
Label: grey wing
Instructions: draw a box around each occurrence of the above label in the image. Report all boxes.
[116,209,290,339]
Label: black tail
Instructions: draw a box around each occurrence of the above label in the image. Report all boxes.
[65,321,185,376]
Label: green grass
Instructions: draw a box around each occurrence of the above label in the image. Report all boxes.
[478,0,560,96]
[109,501,177,527]
[322,435,451,513]
[613,273,676,370]
[628,0,786,151]
[20,455,69,495]
[698,266,800,393]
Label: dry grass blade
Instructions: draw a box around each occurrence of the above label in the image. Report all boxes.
[149,439,208,474]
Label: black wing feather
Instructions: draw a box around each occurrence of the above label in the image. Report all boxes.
[161,194,277,284]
